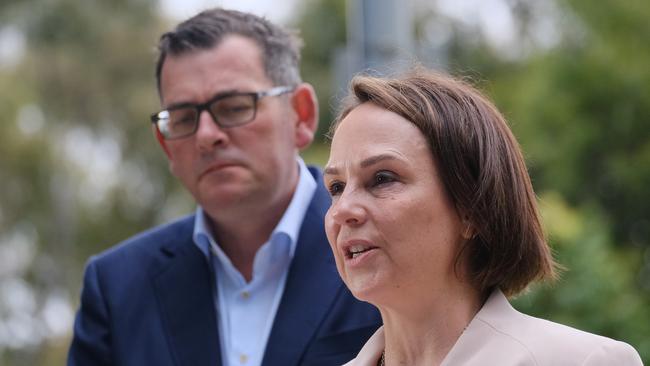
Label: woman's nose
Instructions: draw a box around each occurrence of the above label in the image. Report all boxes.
[330,191,367,227]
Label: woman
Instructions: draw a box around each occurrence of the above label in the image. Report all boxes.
[323,68,643,366]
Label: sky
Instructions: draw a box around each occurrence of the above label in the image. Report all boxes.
[157,0,559,59]
[159,0,299,24]
[0,0,560,68]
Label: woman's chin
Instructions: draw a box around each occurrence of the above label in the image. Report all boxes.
[345,274,391,305]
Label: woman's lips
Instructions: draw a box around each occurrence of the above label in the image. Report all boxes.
[347,244,377,259]
[341,240,379,263]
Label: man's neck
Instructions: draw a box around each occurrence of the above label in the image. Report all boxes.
[205,189,295,282]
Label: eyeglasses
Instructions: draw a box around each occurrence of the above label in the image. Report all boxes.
[150,86,294,140]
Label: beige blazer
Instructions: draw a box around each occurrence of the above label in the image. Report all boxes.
[345,290,643,365]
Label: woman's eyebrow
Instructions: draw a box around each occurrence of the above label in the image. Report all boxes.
[323,166,338,176]
[324,154,401,177]
[360,153,398,168]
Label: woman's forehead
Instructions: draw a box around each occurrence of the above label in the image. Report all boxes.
[327,104,431,171]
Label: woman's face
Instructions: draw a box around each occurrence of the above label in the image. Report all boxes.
[324,102,467,305]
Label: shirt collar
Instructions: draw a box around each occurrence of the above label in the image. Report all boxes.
[192,157,317,260]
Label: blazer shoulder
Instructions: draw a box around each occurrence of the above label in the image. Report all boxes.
[582,338,644,366]
[468,291,643,365]
[88,214,195,268]
[503,312,641,365]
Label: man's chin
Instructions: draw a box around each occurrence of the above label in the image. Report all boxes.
[197,183,253,208]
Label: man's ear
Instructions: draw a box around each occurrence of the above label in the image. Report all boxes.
[291,83,318,150]
[153,126,172,159]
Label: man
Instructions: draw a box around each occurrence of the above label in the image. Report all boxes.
[68,8,381,366]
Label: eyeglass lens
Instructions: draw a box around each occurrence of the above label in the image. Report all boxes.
[162,94,257,138]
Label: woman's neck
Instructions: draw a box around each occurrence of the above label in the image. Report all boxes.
[378,283,482,366]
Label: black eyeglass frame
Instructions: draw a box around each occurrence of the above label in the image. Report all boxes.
[150,85,295,140]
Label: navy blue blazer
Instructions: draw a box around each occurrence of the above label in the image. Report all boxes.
[68,167,381,366]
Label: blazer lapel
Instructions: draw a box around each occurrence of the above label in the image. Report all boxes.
[152,225,222,366]
[262,184,343,366]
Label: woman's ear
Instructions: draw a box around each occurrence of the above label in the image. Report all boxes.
[291,83,319,150]
[461,216,477,240]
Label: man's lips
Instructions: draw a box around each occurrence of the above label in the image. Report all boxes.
[198,162,239,180]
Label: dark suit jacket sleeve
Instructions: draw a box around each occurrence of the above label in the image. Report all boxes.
[66,215,215,366]
[68,258,112,366]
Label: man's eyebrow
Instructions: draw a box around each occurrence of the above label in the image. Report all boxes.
[323,154,399,176]
[163,89,240,109]
[164,101,195,110]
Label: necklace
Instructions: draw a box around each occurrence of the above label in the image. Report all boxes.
[378,350,385,366]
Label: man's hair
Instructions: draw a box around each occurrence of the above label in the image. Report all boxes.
[155,8,303,95]
[331,67,558,297]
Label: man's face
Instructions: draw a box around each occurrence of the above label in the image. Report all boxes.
[158,35,302,216]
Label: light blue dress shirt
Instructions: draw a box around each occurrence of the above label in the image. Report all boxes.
[192,157,317,366]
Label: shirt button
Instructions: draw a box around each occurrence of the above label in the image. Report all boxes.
[239,354,248,364]
[241,291,250,299]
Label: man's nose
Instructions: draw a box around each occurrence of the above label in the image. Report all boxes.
[196,110,229,149]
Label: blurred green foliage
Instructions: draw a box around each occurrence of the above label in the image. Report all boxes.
[0,0,648,364]
[491,1,650,248]
[294,0,348,139]
[439,0,650,361]
[514,193,650,358]
[0,0,184,364]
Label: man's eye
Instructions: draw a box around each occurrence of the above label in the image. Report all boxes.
[214,95,255,119]
[222,104,253,115]
[169,109,196,125]
[328,181,345,196]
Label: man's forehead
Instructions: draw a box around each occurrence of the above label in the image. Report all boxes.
[159,36,271,104]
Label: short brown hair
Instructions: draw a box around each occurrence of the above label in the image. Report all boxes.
[155,8,303,95]
[331,68,557,297]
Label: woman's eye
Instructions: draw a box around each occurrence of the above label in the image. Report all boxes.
[328,181,345,196]
[372,171,397,187]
